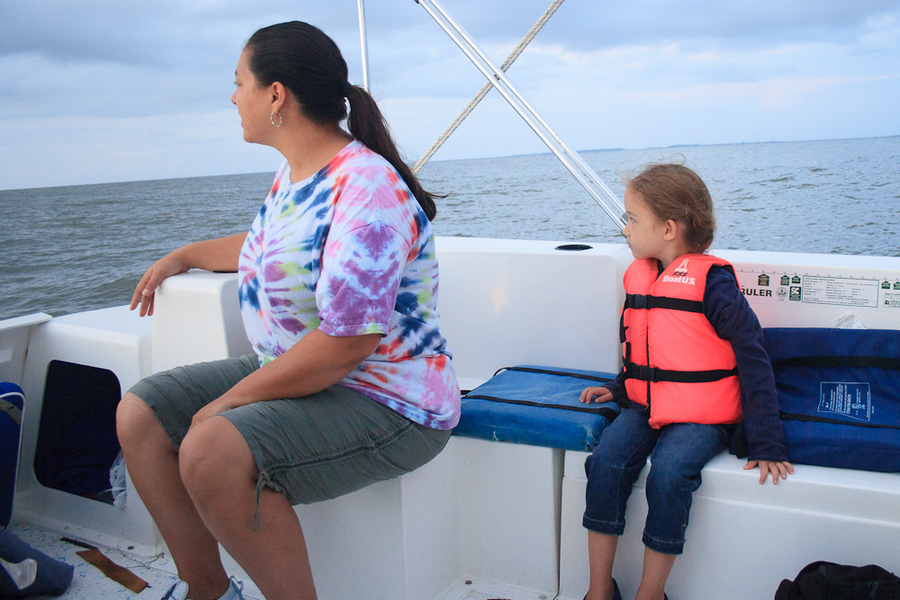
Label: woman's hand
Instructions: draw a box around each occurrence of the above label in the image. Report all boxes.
[129,233,247,317]
[580,386,613,404]
[130,253,190,317]
[186,330,382,429]
[191,392,244,429]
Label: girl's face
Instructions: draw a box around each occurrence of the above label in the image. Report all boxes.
[622,187,670,262]
[231,50,273,144]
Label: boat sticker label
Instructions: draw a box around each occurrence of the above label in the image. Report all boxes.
[884,291,900,308]
[819,382,871,422]
[801,275,880,307]
[737,268,900,309]
[835,310,865,329]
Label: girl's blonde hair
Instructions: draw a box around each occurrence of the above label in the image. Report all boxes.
[628,163,715,253]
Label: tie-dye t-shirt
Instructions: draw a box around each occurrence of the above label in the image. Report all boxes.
[237,141,460,430]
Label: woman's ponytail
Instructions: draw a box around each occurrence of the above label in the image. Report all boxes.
[345,85,438,221]
[246,22,439,221]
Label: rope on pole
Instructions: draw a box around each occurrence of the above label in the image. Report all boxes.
[411,0,566,174]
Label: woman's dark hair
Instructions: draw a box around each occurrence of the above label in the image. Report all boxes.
[628,163,716,253]
[245,21,438,220]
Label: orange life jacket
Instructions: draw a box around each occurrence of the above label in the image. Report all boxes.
[621,254,742,429]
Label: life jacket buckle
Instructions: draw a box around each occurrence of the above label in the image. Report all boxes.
[625,363,658,382]
[627,294,648,310]
[638,365,659,382]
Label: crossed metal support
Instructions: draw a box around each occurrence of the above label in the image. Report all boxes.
[413,0,626,231]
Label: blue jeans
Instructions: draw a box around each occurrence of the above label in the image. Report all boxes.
[582,406,731,554]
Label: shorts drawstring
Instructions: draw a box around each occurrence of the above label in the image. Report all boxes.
[253,473,269,532]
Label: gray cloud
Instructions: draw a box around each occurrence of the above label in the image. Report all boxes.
[1,0,898,189]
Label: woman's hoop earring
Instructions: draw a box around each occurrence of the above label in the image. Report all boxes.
[270,112,283,128]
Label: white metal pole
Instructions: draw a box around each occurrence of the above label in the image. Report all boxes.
[357,0,371,91]
[414,0,625,230]
[412,0,566,174]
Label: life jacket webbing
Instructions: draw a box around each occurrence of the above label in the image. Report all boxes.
[623,363,738,383]
[620,292,735,385]
[623,293,704,314]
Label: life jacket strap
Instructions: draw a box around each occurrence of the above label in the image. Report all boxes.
[624,293,704,313]
[623,362,738,383]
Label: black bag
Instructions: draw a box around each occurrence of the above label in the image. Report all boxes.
[776,561,900,600]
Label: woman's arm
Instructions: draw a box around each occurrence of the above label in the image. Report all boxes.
[191,329,382,426]
[130,232,248,316]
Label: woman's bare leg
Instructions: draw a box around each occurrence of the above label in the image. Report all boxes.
[116,393,230,600]
[179,415,318,600]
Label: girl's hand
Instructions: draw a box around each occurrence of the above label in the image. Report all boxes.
[580,386,612,404]
[130,253,190,317]
[745,459,794,484]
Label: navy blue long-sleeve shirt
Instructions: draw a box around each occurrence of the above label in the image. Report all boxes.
[608,263,788,462]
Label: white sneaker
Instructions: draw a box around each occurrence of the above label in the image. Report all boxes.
[160,579,189,600]
[160,576,243,600]
[225,577,245,600]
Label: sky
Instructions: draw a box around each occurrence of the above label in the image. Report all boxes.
[1,0,899,190]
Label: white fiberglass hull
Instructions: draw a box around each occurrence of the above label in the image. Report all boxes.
[3,237,899,600]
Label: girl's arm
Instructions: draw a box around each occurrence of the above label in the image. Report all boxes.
[130,232,248,316]
[705,267,791,464]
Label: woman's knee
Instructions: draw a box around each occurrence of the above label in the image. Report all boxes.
[116,392,162,449]
[179,418,257,502]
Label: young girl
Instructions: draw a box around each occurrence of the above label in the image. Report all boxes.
[579,163,793,600]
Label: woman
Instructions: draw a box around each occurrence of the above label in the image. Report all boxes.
[116,21,459,600]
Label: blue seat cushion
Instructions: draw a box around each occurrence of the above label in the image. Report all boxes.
[763,328,900,473]
[454,366,620,451]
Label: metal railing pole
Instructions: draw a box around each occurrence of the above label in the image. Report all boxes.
[358,0,371,91]
[412,0,566,174]
[413,0,626,230]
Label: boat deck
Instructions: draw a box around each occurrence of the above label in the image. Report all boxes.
[8,520,556,600]
[7,520,188,600]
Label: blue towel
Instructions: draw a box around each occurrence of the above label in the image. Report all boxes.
[0,528,74,597]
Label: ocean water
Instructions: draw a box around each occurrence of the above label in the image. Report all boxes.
[1,136,898,320]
